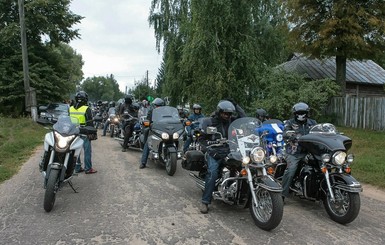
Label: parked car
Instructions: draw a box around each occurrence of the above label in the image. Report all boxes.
[38,102,70,123]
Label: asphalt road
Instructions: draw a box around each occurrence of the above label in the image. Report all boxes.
[1,131,385,245]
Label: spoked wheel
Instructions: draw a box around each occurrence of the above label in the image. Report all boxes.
[323,188,361,224]
[44,169,60,212]
[249,188,283,231]
[165,152,177,176]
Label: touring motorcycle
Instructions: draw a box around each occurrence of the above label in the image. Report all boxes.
[275,123,362,224]
[145,106,185,176]
[37,116,96,212]
[183,117,284,231]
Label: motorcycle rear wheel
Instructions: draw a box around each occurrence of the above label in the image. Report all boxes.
[250,188,283,231]
[165,152,177,176]
[44,169,60,212]
[324,189,360,224]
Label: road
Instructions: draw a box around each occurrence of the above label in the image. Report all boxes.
[1,132,385,245]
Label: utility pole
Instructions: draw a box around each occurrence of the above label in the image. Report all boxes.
[146,70,149,87]
[18,0,37,121]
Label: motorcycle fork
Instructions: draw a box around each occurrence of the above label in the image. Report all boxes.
[246,168,260,208]
[324,170,335,201]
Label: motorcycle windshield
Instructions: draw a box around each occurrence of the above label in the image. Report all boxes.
[299,123,352,153]
[152,106,181,124]
[53,116,80,136]
[228,117,263,158]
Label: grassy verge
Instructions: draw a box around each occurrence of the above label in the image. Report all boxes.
[0,117,47,183]
[0,117,384,189]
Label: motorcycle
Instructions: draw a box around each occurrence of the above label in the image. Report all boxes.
[106,112,120,138]
[37,115,96,212]
[256,119,286,177]
[145,106,185,176]
[114,112,145,150]
[184,117,284,231]
[275,123,362,224]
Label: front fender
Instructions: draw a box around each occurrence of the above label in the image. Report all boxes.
[254,175,282,193]
[322,173,362,193]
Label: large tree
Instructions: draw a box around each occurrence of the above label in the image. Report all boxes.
[0,0,83,115]
[284,0,385,95]
[80,75,123,102]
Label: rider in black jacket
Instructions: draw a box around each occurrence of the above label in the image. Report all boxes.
[198,99,246,213]
[120,95,138,152]
[281,102,317,201]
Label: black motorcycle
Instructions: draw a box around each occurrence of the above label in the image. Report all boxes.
[115,112,145,150]
[275,123,362,224]
[145,106,185,176]
[183,117,284,231]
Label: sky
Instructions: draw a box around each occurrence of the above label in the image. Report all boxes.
[69,0,162,93]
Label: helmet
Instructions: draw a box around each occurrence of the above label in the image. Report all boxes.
[256,108,267,121]
[124,94,133,104]
[109,101,115,107]
[192,104,202,110]
[75,91,88,104]
[152,97,165,107]
[292,102,310,122]
[177,105,183,110]
[97,100,102,106]
[132,102,140,111]
[216,100,235,114]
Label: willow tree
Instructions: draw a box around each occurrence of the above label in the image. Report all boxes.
[284,0,385,95]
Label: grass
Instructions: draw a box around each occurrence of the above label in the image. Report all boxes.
[0,117,47,183]
[0,117,384,189]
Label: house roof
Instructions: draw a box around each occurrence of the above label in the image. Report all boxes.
[277,54,385,86]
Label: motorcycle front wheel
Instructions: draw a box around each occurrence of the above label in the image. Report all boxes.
[110,125,114,138]
[324,188,361,224]
[165,152,177,176]
[44,169,60,212]
[250,188,283,231]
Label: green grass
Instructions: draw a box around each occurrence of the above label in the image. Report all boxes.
[0,117,47,182]
[0,117,384,189]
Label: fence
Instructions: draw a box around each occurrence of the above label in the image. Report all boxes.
[327,96,385,131]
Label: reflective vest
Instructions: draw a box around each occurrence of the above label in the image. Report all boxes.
[70,105,88,125]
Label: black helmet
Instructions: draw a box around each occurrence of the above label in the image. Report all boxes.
[132,102,140,111]
[192,104,202,110]
[124,94,133,104]
[109,101,115,107]
[75,91,88,103]
[292,102,310,122]
[216,100,235,114]
[97,100,102,106]
[256,108,267,121]
[152,97,165,107]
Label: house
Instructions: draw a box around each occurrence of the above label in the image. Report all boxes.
[277,54,385,97]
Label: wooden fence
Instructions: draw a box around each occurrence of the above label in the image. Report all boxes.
[327,96,385,131]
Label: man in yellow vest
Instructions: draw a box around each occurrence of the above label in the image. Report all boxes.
[70,91,97,174]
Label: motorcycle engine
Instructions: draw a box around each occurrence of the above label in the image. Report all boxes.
[219,168,237,201]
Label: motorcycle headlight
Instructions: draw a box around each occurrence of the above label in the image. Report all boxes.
[250,147,265,163]
[242,156,251,165]
[276,134,283,142]
[321,154,331,163]
[347,154,354,164]
[161,132,169,140]
[269,155,277,164]
[54,132,75,151]
[332,151,346,165]
[173,132,179,140]
[113,118,119,123]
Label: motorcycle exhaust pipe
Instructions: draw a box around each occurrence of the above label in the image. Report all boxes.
[189,172,205,190]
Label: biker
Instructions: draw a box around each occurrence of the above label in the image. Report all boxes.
[139,97,165,169]
[120,95,138,152]
[177,105,188,119]
[102,101,116,136]
[70,91,97,174]
[198,99,246,213]
[256,108,268,122]
[183,103,205,153]
[281,102,317,202]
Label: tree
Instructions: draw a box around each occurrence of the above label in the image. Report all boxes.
[284,0,385,95]
[80,75,123,102]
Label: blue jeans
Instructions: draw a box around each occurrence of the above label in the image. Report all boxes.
[102,120,110,136]
[75,136,93,171]
[140,141,150,165]
[281,153,306,197]
[202,155,221,204]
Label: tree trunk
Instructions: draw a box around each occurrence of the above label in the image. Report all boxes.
[335,55,346,96]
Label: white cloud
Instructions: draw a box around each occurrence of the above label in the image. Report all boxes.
[69,0,162,92]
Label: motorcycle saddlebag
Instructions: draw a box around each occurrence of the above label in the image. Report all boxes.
[182,150,205,171]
